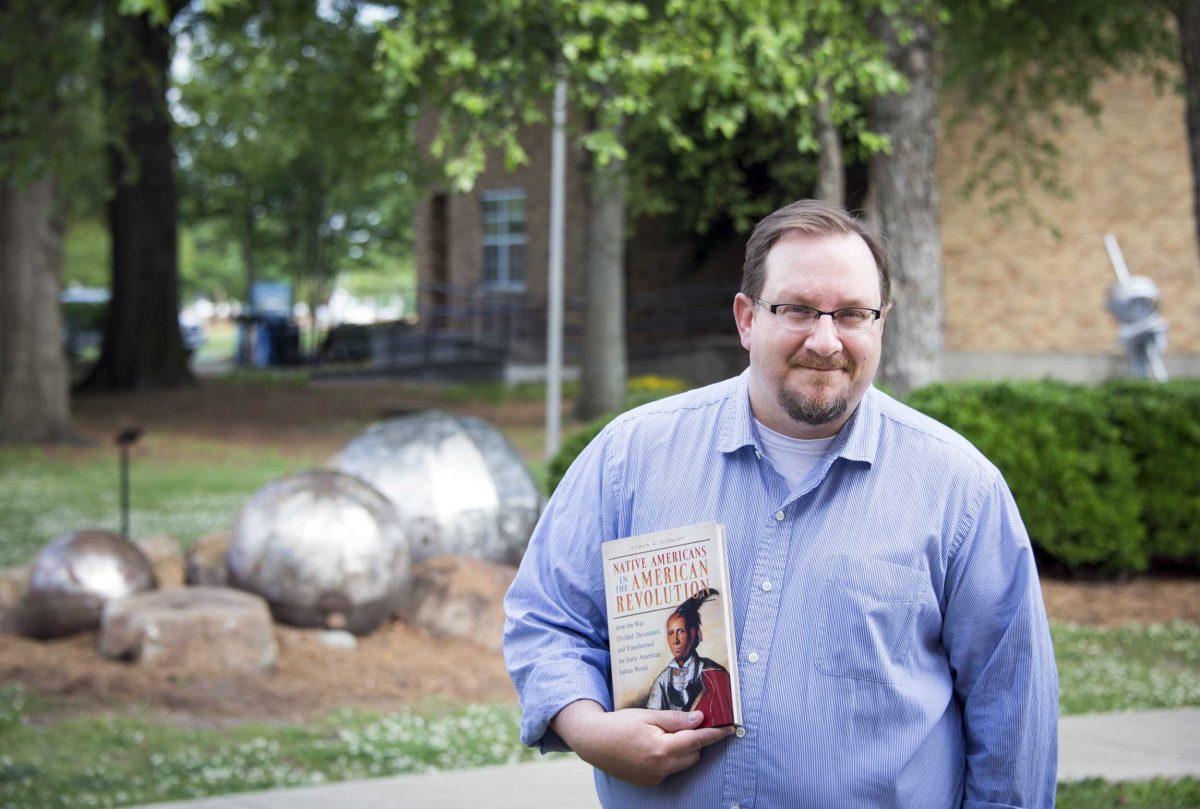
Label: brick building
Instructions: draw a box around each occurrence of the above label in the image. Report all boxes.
[412,70,1200,384]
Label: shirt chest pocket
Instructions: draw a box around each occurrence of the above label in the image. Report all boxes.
[816,554,928,685]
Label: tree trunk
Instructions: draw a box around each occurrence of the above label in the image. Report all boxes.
[815,89,845,206]
[84,2,192,390]
[867,12,943,397]
[576,150,628,420]
[1174,0,1200,265]
[0,176,72,443]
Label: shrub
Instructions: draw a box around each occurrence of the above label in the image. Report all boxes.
[1101,379,1200,567]
[906,381,1146,572]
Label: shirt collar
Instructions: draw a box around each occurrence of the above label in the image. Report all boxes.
[717,369,881,467]
[717,368,758,454]
[832,385,881,467]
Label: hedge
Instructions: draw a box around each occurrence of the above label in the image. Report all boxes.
[550,377,1200,575]
[907,381,1146,572]
[1100,379,1200,566]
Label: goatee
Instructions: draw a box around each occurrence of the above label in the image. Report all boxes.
[777,385,851,426]
[778,352,854,425]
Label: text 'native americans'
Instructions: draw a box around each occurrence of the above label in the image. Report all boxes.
[610,545,710,615]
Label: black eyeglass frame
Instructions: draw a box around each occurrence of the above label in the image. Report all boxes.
[754,298,883,327]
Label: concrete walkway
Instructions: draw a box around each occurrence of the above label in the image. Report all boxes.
[139,708,1200,808]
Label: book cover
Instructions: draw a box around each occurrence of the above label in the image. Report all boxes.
[601,522,742,728]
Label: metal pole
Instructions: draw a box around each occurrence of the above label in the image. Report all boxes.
[115,428,141,540]
[546,76,567,460]
[120,445,130,540]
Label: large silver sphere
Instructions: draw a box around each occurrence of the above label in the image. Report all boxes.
[228,471,411,635]
[332,411,541,564]
[19,529,158,639]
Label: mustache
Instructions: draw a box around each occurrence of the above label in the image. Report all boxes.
[790,352,853,371]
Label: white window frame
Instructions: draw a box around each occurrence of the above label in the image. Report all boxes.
[481,188,527,291]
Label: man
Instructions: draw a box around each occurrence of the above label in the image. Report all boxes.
[645,590,732,727]
[504,200,1058,807]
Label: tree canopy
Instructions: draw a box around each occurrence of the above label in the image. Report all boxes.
[175,1,418,306]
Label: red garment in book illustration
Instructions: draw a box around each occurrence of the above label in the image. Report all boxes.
[692,669,734,728]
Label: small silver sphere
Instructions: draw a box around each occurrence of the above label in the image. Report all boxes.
[332,411,541,564]
[228,471,411,635]
[19,529,158,639]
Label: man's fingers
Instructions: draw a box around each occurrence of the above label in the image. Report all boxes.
[645,709,705,732]
[662,724,737,754]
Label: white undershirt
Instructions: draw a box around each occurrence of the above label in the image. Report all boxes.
[754,419,837,490]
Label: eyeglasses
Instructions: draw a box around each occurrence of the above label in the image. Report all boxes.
[755,299,882,334]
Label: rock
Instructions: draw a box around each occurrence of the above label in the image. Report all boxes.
[134,535,185,589]
[99,586,277,672]
[185,531,229,587]
[0,564,29,635]
[397,555,516,652]
[316,629,358,650]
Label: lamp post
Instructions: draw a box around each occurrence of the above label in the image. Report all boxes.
[115,428,142,540]
[546,75,567,459]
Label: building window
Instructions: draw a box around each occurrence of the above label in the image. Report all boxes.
[481,189,526,290]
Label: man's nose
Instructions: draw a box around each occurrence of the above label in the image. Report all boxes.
[804,313,843,355]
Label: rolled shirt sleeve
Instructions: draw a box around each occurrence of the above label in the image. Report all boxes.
[943,467,1059,808]
[503,426,621,751]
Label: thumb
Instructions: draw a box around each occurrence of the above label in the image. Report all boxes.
[647,710,705,732]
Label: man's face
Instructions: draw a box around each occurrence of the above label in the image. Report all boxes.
[666,614,698,665]
[734,230,887,439]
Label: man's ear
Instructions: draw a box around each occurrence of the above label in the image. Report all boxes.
[694,627,703,644]
[733,293,755,351]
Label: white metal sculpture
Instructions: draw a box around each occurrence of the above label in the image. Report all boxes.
[1104,234,1169,382]
[19,529,157,639]
[332,411,541,565]
[228,471,411,635]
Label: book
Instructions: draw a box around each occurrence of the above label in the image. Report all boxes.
[601,521,742,728]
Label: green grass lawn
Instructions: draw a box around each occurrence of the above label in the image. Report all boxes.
[1055,621,1200,714]
[0,689,545,808]
[1,621,1198,807]
[1057,778,1200,808]
[0,440,318,568]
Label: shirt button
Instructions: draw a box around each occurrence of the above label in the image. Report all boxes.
[747,651,759,663]
[735,726,747,738]
[761,579,773,592]
[754,448,762,459]
[774,510,784,521]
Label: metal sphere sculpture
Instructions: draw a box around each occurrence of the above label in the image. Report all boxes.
[227,470,411,635]
[19,529,158,639]
[332,411,541,564]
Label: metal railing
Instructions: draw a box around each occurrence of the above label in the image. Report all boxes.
[395,280,738,370]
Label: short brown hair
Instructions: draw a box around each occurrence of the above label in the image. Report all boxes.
[740,200,890,306]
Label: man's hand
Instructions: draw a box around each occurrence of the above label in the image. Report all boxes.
[551,700,735,787]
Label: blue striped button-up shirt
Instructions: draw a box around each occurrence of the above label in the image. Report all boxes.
[503,371,1058,808]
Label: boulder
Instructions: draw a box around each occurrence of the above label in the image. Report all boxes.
[0,564,29,635]
[185,531,229,587]
[99,586,277,672]
[397,555,516,652]
[134,535,185,589]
